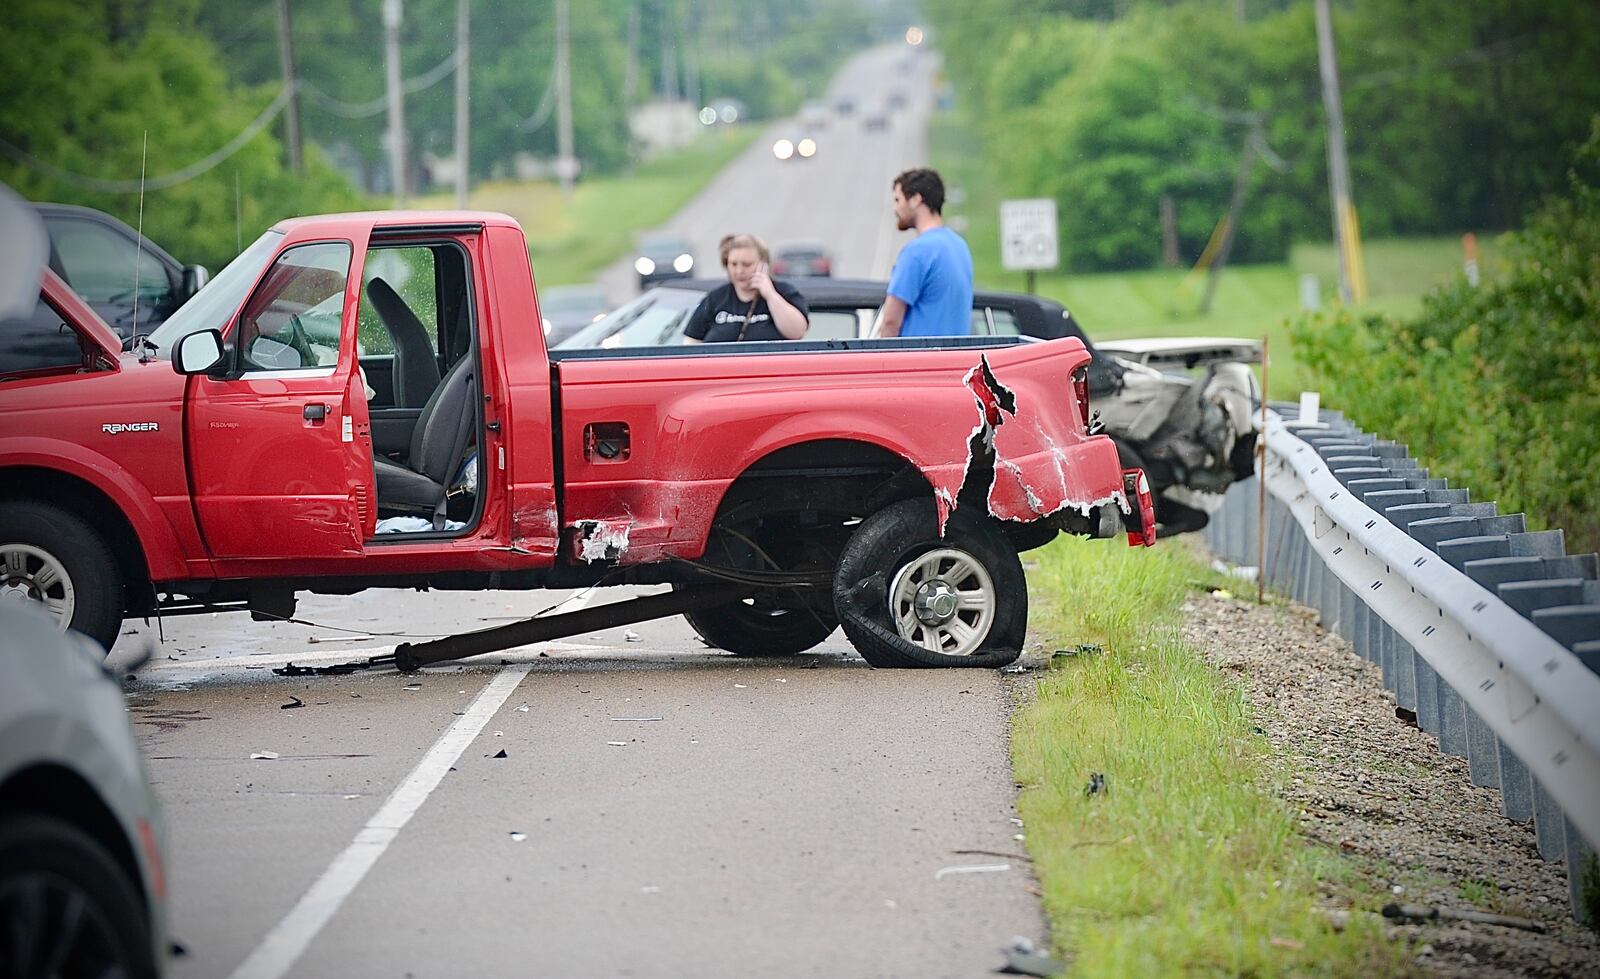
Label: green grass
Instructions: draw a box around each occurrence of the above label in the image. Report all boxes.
[416,126,758,287]
[928,114,1500,401]
[1016,535,1419,976]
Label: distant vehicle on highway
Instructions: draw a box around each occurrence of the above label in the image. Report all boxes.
[539,284,610,347]
[886,89,909,110]
[34,202,209,340]
[799,99,829,129]
[557,278,1259,535]
[633,232,697,289]
[862,111,890,132]
[0,604,168,978]
[833,95,856,115]
[771,242,833,277]
[772,136,818,161]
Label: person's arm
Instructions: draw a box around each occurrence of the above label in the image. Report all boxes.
[877,295,907,337]
[752,265,808,339]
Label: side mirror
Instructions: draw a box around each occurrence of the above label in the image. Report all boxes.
[173,329,225,375]
[181,264,210,299]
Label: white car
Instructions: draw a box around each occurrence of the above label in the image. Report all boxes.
[0,605,168,977]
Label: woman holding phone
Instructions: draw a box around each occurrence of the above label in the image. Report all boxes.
[683,233,810,343]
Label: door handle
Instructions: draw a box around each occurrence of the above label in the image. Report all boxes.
[303,403,328,422]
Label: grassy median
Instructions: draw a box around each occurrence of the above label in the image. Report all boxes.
[1016,535,1414,975]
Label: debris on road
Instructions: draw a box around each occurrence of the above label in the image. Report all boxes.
[934,863,1011,880]
[607,741,629,747]
[610,716,662,722]
[1052,643,1104,660]
[280,696,304,710]
[490,749,508,759]
[997,936,1065,977]
[623,630,642,642]
[509,832,527,842]
[249,751,278,760]
[514,703,530,712]
[1382,904,1548,933]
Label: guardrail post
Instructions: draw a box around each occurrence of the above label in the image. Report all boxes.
[1565,819,1596,925]
[1464,710,1501,788]
[1438,680,1469,758]
[1533,779,1567,861]
[1497,741,1535,822]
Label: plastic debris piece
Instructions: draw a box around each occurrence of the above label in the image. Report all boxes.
[641,885,661,894]
[509,832,527,842]
[280,696,304,710]
[611,716,663,722]
[607,741,629,747]
[998,941,1066,977]
[733,683,748,689]
[1084,772,1106,796]
[935,864,1011,880]
[491,749,508,759]
[403,684,422,691]
[250,751,279,760]
[343,795,360,800]
[623,630,643,642]
[494,730,504,737]
[1001,664,1028,674]
[514,703,530,712]
[773,678,787,683]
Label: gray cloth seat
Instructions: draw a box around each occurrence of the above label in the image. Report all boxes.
[374,355,475,516]
[366,277,441,408]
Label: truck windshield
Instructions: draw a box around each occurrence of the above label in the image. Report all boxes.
[145,230,285,357]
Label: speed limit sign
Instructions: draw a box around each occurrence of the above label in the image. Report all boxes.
[1000,198,1059,272]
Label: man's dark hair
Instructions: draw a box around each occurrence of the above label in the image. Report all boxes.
[894,168,945,214]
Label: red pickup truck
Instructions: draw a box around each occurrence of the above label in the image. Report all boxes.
[0,211,1152,669]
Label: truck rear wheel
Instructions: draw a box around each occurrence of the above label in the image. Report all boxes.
[833,498,1026,669]
[0,502,124,651]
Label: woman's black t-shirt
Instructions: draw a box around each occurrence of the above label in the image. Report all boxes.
[683,281,810,342]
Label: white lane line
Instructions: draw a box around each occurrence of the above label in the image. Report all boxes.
[228,664,532,979]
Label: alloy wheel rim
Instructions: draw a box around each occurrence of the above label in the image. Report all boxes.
[0,544,76,630]
[887,547,995,656]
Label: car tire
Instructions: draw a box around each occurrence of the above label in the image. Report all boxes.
[0,501,124,651]
[832,498,1026,669]
[0,813,157,979]
[683,599,838,656]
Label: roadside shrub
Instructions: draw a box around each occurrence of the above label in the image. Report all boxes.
[1293,120,1600,551]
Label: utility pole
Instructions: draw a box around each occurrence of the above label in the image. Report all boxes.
[275,0,303,174]
[555,0,576,199]
[659,3,677,100]
[384,0,407,206]
[454,0,470,208]
[622,1,640,106]
[1315,0,1358,303]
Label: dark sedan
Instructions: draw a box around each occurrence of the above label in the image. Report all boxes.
[35,203,208,339]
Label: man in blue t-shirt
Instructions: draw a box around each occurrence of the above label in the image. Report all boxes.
[879,168,974,338]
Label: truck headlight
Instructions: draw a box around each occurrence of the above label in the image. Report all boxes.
[635,257,656,276]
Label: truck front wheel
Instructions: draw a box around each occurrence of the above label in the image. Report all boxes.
[833,498,1026,669]
[0,502,124,651]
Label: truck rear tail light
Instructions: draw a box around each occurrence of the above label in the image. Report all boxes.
[1121,468,1157,547]
[1072,367,1090,429]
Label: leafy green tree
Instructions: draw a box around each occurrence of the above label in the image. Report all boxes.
[0,0,360,269]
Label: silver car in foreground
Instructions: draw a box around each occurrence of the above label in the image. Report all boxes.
[0,605,167,977]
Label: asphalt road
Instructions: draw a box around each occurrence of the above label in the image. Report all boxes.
[104,43,1049,979]
[597,42,936,304]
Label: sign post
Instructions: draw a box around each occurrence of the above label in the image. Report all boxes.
[1000,198,1059,293]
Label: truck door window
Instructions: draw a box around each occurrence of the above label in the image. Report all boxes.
[0,294,85,377]
[357,247,441,360]
[238,242,352,372]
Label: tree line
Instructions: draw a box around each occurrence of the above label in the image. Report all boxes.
[924,0,1600,271]
[0,0,881,270]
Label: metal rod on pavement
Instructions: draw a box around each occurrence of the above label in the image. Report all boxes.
[392,583,755,671]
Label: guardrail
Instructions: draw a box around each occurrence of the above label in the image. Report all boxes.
[1206,405,1599,922]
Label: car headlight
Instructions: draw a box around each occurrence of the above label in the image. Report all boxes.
[797,138,817,158]
[541,318,552,335]
[635,257,656,276]
[772,139,795,160]
[591,312,605,322]
[673,254,694,273]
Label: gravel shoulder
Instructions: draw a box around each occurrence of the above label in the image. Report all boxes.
[1182,587,1600,978]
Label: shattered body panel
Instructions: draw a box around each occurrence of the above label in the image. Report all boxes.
[554,339,1127,564]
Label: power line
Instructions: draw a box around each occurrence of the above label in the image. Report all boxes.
[0,87,292,193]
[300,50,459,119]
